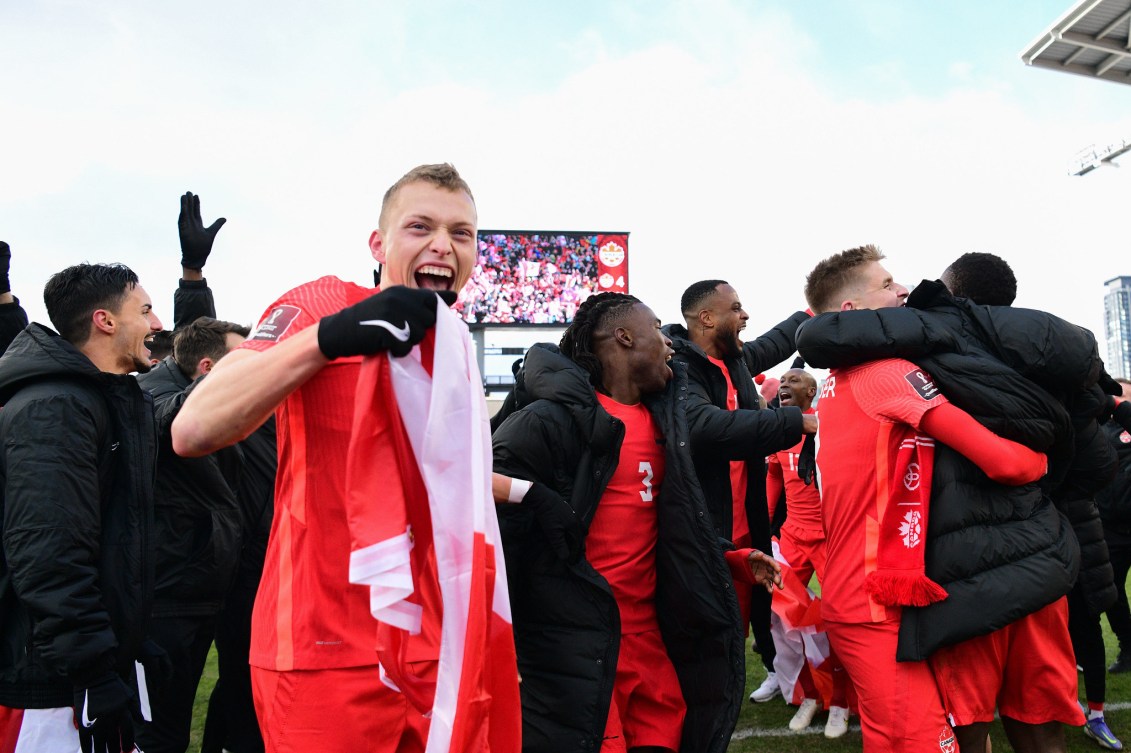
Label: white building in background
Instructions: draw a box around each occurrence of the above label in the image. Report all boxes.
[1105,276,1131,379]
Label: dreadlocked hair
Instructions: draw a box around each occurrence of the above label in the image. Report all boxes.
[559,292,641,388]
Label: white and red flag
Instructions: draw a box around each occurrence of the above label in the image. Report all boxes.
[345,297,521,753]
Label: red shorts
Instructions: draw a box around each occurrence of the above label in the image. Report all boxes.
[929,597,1082,727]
[826,618,955,753]
[600,630,686,753]
[251,665,429,753]
[778,523,827,588]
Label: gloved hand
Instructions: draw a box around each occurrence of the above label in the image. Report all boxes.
[797,432,817,487]
[138,638,172,688]
[317,287,456,360]
[73,673,135,753]
[522,481,583,563]
[0,241,10,294]
[178,191,226,270]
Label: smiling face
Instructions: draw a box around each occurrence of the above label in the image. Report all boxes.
[778,368,817,410]
[842,260,908,311]
[111,283,163,374]
[624,303,675,395]
[706,283,748,358]
[369,180,478,294]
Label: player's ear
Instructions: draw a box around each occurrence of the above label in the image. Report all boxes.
[369,230,386,264]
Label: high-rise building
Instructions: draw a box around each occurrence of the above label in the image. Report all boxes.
[1105,276,1131,379]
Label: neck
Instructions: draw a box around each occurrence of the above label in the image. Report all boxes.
[689,327,725,360]
[600,370,642,405]
[79,342,126,375]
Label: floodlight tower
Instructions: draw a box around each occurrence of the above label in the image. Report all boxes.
[1071,139,1131,175]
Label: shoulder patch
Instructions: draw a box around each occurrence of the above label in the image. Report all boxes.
[904,368,941,401]
[249,305,302,343]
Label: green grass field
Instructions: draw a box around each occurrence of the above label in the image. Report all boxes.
[188,620,1131,753]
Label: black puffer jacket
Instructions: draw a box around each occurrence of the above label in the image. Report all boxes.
[493,344,744,753]
[136,358,243,615]
[1097,419,1131,530]
[797,283,1088,660]
[0,324,156,708]
[663,311,808,551]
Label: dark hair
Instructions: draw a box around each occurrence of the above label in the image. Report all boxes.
[379,163,474,230]
[44,263,140,345]
[148,330,175,362]
[941,252,1017,306]
[559,292,640,388]
[804,244,884,313]
[173,317,251,375]
[680,279,728,318]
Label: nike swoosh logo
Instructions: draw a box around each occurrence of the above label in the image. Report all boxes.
[359,319,411,342]
[81,689,97,727]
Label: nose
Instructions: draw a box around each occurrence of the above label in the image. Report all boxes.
[895,283,909,299]
[740,308,749,321]
[149,312,164,332]
[429,229,455,256]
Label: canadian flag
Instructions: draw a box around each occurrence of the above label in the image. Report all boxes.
[345,297,521,753]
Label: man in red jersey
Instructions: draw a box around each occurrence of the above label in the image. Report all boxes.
[493,292,781,753]
[765,367,851,737]
[796,245,1051,753]
[171,164,508,752]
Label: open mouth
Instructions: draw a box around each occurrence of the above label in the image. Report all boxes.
[415,264,454,291]
[778,390,794,405]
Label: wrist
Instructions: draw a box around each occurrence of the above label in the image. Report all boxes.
[181,267,204,281]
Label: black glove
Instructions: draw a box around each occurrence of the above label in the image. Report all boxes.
[138,638,172,688]
[797,432,817,487]
[522,481,583,562]
[0,241,10,294]
[791,355,805,369]
[178,191,226,270]
[1109,397,1131,433]
[317,287,456,360]
[73,674,135,753]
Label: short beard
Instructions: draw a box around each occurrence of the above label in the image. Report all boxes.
[132,356,153,375]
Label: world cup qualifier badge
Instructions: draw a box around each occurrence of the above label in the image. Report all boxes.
[249,305,302,343]
[904,369,942,401]
[939,724,957,753]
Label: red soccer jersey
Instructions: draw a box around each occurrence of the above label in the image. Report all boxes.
[814,358,947,624]
[588,392,666,634]
[766,408,822,530]
[706,356,750,545]
[242,276,396,671]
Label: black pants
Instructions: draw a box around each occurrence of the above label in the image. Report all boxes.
[751,585,776,672]
[1068,584,1107,705]
[200,550,266,753]
[134,612,218,753]
[1104,523,1131,651]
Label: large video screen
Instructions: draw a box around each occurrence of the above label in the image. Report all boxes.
[457,230,629,325]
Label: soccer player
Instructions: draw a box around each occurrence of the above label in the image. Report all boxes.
[765,367,851,737]
[665,281,814,703]
[172,164,516,752]
[493,292,781,753]
[797,245,1050,753]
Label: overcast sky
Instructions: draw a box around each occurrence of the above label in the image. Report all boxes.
[3,0,1129,366]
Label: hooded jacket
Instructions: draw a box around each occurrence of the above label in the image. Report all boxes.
[663,310,808,551]
[797,281,1099,659]
[492,344,744,753]
[0,324,156,708]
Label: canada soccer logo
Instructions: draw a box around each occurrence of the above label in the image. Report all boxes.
[899,510,922,548]
[1121,431,1131,444]
[939,725,957,753]
[598,241,625,267]
[599,272,615,289]
[903,461,921,491]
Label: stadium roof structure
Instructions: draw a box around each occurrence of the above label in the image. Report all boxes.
[1021,0,1131,86]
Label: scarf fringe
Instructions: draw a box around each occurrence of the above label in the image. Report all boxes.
[864,571,948,607]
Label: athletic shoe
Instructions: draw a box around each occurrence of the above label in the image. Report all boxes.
[825,705,850,739]
[788,698,820,731]
[1110,651,1131,674]
[1084,716,1124,750]
[749,672,781,703]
